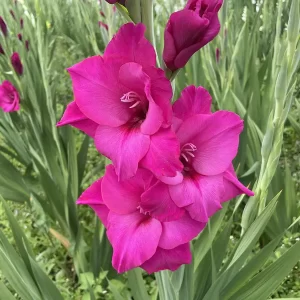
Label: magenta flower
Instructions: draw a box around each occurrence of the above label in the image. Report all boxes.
[11,52,23,75]
[77,165,205,273]
[163,0,223,71]
[58,23,182,180]
[158,86,254,222]
[0,80,20,112]
[0,17,7,37]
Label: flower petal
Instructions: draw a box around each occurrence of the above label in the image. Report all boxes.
[118,62,163,135]
[159,212,205,249]
[185,175,223,222]
[222,165,254,202]
[104,23,156,67]
[107,211,162,273]
[140,128,183,178]
[68,56,132,127]
[57,101,98,137]
[102,165,150,214]
[95,124,150,181]
[144,67,173,127]
[177,111,244,176]
[141,181,185,222]
[173,85,212,121]
[141,244,192,274]
[76,178,109,227]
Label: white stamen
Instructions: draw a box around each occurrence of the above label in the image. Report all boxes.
[121,91,141,108]
[180,143,197,162]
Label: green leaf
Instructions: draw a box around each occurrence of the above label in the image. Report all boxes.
[228,240,300,300]
[29,256,64,300]
[0,281,17,300]
[127,269,150,300]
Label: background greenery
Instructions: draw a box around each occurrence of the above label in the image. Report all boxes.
[0,0,299,299]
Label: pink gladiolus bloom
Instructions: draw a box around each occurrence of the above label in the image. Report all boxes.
[77,165,205,273]
[159,86,254,222]
[98,21,108,31]
[163,0,223,71]
[0,80,20,112]
[11,52,23,75]
[0,17,7,37]
[58,23,182,180]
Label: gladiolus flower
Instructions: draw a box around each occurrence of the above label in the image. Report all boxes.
[17,33,22,41]
[98,21,108,31]
[77,165,205,273]
[0,17,7,37]
[163,0,223,71]
[159,86,254,222]
[0,80,20,112]
[25,40,29,51]
[0,44,4,55]
[11,52,23,75]
[58,23,182,181]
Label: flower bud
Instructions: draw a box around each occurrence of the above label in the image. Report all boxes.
[25,40,29,51]
[99,21,108,31]
[20,18,24,29]
[163,0,223,71]
[17,33,22,41]
[0,44,4,55]
[0,17,7,37]
[11,52,23,75]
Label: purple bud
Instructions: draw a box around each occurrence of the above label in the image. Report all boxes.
[20,18,24,29]
[0,17,8,37]
[0,44,4,55]
[17,33,22,41]
[10,10,15,20]
[25,40,29,51]
[98,21,108,31]
[11,52,23,75]
[216,48,220,63]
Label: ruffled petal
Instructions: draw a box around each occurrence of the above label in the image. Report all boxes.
[95,124,150,181]
[140,128,183,178]
[141,181,185,222]
[159,212,205,249]
[76,178,109,227]
[57,101,98,137]
[141,244,192,274]
[185,174,223,222]
[107,211,162,273]
[68,56,132,127]
[101,165,150,214]
[222,165,254,202]
[173,85,212,121]
[176,112,243,176]
[104,23,156,67]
